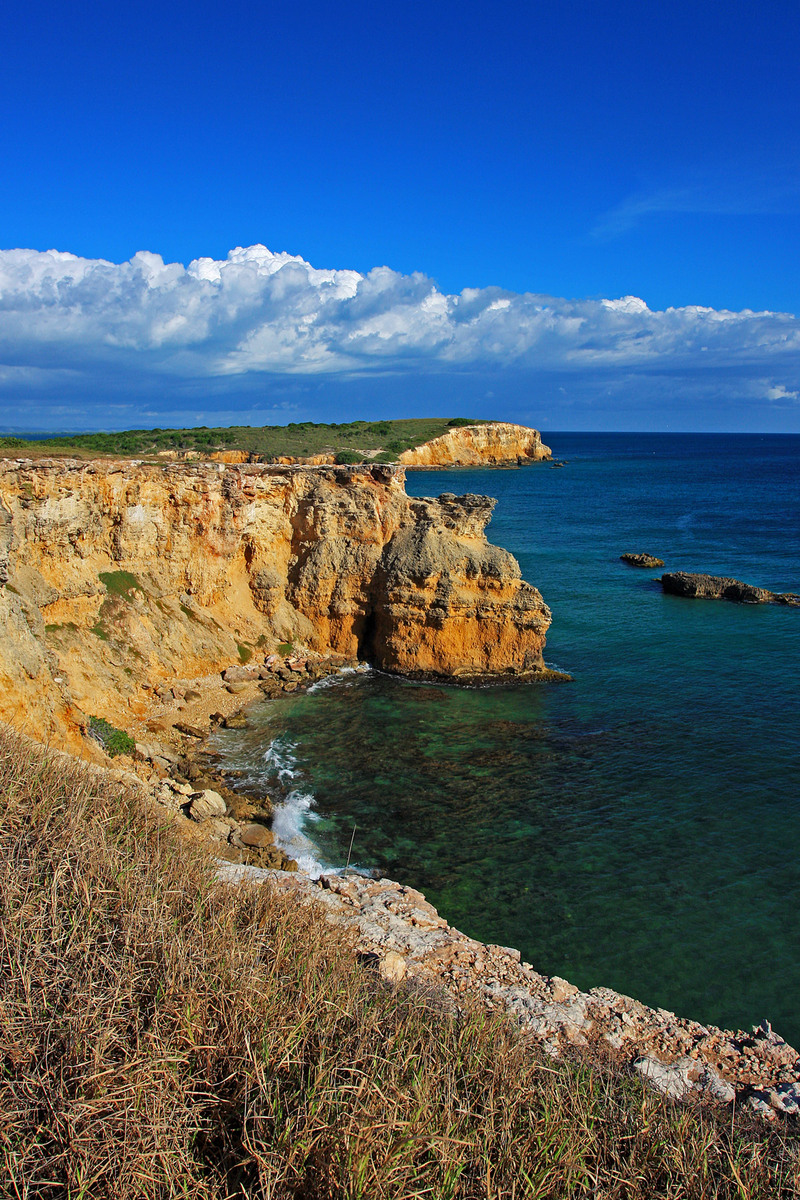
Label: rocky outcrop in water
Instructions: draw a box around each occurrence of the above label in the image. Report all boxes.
[0,459,552,749]
[398,422,551,467]
[621,553,664,568]
[662,572,800,606]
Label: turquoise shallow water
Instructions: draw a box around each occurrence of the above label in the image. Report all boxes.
[212,434,800,1044]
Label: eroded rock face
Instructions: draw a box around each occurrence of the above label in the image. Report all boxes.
[0,459,552,746]
[371,494,550,677]
[398,422,551,466]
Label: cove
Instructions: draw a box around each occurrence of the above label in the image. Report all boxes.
[211,433,800,1045]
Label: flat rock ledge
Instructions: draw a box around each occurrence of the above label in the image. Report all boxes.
[217,863,800,1121]
[662,572,800,606]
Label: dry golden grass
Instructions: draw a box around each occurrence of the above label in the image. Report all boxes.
[0,724,797,1198]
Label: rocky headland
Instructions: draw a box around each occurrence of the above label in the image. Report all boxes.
[398,422,551,467]
[0,457,553,752]
[662,571,800,606]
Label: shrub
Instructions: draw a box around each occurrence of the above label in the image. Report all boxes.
[99,570,142,598]
[334,450,364,464]
[88,716,136,757]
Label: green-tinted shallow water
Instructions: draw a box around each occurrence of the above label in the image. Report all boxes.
[211,433,800,1044]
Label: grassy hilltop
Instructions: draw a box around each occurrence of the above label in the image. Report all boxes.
[0,416,483,462]
[0,724,796,1198]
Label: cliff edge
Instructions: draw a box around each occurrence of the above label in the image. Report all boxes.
[0,459,551,749]
[398,422,551,466]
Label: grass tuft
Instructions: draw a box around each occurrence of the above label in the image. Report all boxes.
[88,715,136,757]
[0,725,797,1198]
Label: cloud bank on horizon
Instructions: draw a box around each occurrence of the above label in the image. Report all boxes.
[2,244,799,431]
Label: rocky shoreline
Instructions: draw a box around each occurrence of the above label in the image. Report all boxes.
[114,662,800,1124]
[215,864,800,1120]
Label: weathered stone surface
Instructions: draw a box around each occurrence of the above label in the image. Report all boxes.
[662,571,800,606]
[188,788,227,820]
[222,712,248,728]
[398,423,551,467]
[0,460,553,748]
[379,951,408,983]
[173,722,205,739]
[222,665,257,683]
[237,822,275,848]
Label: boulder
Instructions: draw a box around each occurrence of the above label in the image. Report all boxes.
[226,681,249,694]
[379,951,408,984]
[174,722,206,739]
[223,665,258,683]
[635,1055,735,1105]
[188,789,227,820]
[222,712,248,729]
[238,822,275,848]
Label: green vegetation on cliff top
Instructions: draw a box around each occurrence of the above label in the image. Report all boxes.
[0,416,485,461]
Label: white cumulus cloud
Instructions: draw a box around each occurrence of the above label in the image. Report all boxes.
[1,244,799,415]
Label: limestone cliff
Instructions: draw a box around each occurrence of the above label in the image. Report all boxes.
[398,422,551,467]
[0,459,551,749]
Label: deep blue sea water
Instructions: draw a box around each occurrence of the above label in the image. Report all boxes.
[211,434,800,1044]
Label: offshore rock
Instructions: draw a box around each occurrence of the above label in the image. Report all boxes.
[398,422,551,467]
[0,460,552,749]
[621,553,664,568]
[662,571,800,606]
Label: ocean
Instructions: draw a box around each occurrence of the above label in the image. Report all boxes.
[210,433,800,1044]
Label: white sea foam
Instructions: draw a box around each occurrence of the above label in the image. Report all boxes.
[307,664,372,695]
[263,736,300,784]
[263,735,331,878]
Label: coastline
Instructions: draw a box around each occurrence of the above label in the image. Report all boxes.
[113,668,800,1121]
[1,440,799,1120]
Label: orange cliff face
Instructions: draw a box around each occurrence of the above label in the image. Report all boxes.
[398,422,551,467]
[0,459,552,748]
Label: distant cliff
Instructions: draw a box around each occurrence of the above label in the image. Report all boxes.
[0,459,551,749]
[398,422,551,467]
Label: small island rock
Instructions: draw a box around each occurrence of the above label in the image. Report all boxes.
[621,553,664,568]
[661,572,800,606]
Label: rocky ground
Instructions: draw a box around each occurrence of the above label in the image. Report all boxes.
[217,863,800,1122]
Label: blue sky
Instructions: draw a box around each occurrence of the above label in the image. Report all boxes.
[1,0,799,431]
